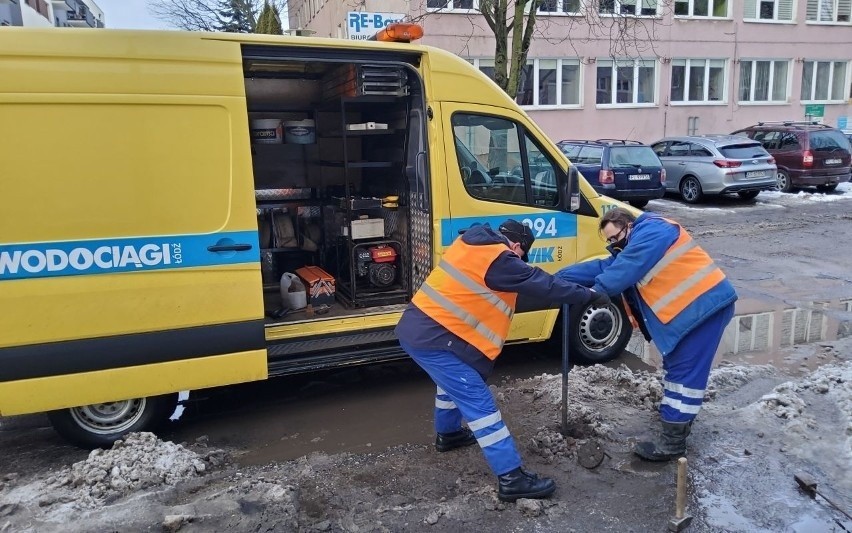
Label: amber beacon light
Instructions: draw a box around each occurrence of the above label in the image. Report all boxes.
[374,23,424,43]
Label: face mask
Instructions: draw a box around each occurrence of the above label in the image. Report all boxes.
[611,235,628,250]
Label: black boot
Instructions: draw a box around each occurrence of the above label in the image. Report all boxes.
[633,421,692,462]
[435,428,476,452]
[497,467,556,502]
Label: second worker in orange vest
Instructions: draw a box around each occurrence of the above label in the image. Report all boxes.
[395,219,609,502]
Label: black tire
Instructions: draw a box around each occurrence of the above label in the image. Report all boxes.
[679,176,703,204]
[565,298,633,364]
[47,393,178,449]
[776,170,794,193]
[737,190,760,201]
[816,184,838,193]
[629,199,649,209]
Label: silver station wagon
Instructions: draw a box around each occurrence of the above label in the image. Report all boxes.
[651,135,778,203]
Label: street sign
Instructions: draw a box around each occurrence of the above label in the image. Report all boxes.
[838,116,848,130]
[804,104,825,118]
[346,12,405,40]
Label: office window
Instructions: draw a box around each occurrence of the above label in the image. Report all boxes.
[427,0,477,9]
[539,0,582,13]
[738,60,788,102]
[671,59,726,102]
[674,0,729,17]
[471,58,581,107]
[596,59,656,105]
[806,0,852,22]
[801,61,848,101]
[744,0,795,20]
[599,0,658,15]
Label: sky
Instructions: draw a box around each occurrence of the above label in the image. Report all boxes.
[95,0,290,31]
[96,0,172,30]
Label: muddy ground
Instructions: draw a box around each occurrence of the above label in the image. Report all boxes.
[2,187,852,532]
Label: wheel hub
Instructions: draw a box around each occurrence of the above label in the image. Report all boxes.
[578,305,620,352]
[70,398,146,436]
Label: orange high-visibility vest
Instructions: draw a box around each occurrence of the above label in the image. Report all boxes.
[636,220,726,324]
[411,239,517,359]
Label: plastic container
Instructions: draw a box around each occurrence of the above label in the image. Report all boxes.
[279,272,307,310]
[250,119,283,144]
[284,119,316,144]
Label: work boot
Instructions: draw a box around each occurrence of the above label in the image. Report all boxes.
[633,421,692,462]
[497,467,556,502]
[435,428,476,452]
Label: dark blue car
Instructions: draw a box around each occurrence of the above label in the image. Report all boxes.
[557,139,666,209]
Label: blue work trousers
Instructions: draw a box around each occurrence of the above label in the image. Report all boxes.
[660,303,735,423]
[399,341,522,476]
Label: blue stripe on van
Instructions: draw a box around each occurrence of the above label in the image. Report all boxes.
[0,231,259,282]
[440,214,577,247]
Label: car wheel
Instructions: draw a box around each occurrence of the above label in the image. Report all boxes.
[629,200,649,209]
[565,299,632,364]
[737,190,760,201]
[679,176,703,204]
[776,170,794,193]
[47,394,178,449]
[816,184,838,193]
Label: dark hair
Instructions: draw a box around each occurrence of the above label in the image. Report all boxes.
[598,207,636,233]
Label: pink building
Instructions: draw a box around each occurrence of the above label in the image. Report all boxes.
[291,0,852,142]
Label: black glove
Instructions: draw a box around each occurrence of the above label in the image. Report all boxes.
[588,289,611,307]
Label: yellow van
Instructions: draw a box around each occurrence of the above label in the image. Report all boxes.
[0,26,632,447]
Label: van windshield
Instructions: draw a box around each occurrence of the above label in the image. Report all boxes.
[609,146,661,167]
[810,130,851,153]
[719,143,769,159]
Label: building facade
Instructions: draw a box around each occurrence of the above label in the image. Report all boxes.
[1,0,104,28]
[290,0,852,142]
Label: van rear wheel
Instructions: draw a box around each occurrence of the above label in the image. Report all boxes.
[776,170,794,193]
[47,394,177,449]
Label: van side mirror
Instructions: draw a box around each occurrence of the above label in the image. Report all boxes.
[568,166,581,212]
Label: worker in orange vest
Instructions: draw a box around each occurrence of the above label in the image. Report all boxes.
[556,207,737,461]
[395,219,609,502]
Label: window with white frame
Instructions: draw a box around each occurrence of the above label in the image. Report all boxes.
[596,59,656,105]
[744,0,795,20]
[738,60,789,102]
[801,61,848,101]
[670,59,726,102]
[806,0,851,22]
[599,0,659,15]
[674,0,729,17]
[539,0,582,14]
[470,58,581,107]
[427,0,477,9]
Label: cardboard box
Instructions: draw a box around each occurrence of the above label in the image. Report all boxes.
[295,266,336,306]
[351,218,385,240]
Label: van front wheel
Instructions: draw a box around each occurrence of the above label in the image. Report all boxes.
[566,299,633,364]
[47,394,177,449]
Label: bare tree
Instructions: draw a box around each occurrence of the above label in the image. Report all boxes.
[414,0,672,99]
[150,0,289,32]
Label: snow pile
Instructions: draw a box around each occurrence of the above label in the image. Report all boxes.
[48,432,209,508]
[705,363,776,400]
[759,182,852,204]
[759,361,851,422]
[531,365,663,410]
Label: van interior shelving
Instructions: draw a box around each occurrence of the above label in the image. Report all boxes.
[242,51,429,325]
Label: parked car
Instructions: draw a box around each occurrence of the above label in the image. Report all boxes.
[731,122,852,193]
[651,135,778,204]
[557,139,666,208]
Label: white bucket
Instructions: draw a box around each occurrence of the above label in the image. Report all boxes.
[284,119,316,144]
[280,272,307,310]
[250,119,283,144]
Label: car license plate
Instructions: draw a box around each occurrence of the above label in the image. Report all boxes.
[745,170,768,178]
[629,174,651,181]
[826,158,841,165]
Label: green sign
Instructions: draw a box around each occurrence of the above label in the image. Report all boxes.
[804,104,825,118]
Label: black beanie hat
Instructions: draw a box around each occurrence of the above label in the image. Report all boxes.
[498,219,535,261]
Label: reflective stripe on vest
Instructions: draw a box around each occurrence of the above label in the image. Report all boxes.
[412,239,517,359]
[636,221,726,324]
